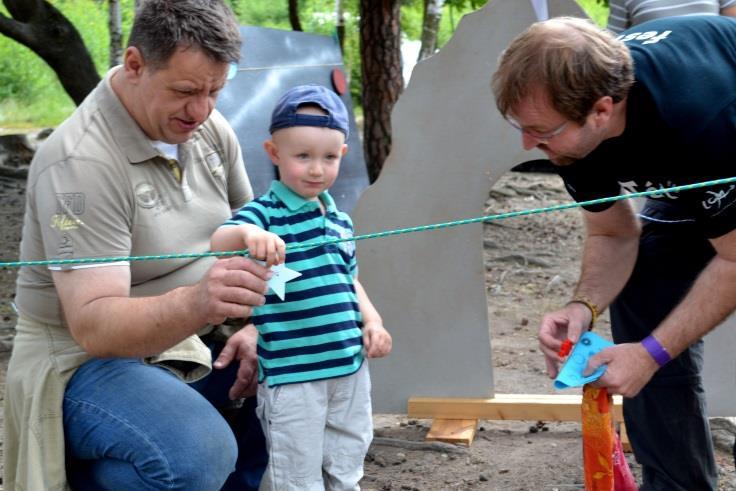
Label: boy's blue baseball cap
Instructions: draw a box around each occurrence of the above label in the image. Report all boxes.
[269,84,349,138]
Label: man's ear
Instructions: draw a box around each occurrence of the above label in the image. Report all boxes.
[263,139,280,165]
[123,47,146,83]
[591,96,614,125]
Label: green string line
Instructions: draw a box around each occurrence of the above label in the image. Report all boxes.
[3,175,736,269]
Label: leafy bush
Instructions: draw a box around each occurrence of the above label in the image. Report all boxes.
[0,0,137,126]
[0,0,607,128]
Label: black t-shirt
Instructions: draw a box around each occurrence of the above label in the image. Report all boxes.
[558,15,736,238]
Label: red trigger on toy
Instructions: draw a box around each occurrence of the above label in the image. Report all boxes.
[558,339,573,357]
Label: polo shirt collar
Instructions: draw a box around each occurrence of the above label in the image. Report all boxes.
[269,180,337,214]
[95,67,166,165]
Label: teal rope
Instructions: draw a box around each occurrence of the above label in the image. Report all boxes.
[3,175,736,269]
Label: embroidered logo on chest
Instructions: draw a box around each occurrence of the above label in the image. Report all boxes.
[205,152,224,178]
[135,182,162,209]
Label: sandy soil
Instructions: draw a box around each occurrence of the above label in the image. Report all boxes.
[0,170,735,490]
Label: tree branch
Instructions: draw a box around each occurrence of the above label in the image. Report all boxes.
[288,0,302,31]
[3,0,43,23]
[0,0,100,105]
[0,12,33,45]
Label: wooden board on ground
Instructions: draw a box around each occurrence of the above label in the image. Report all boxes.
[425,418,478,447]
[409,393,630,450]
[408,394,624,422]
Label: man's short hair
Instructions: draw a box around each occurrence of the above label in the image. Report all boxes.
[128,0,241,69]
[492,17,634,124]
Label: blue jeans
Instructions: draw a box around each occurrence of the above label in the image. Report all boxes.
[64,343,267,490]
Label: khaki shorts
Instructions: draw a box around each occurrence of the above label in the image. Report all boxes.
[257,362,372,491]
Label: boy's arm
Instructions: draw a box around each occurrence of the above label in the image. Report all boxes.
[210,223,259,252]
[355,278,392,358]
[211,224,286,266]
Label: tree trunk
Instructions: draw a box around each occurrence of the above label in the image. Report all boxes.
[335,0,345,53]
[418,0,444,61]
[0,0,100,105]
[109,0,123,68]
[289,0,303,31]
[359,0,403,182]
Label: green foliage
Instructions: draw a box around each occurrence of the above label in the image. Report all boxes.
[577,0,609,26]
[0,0,137,127]
[0,0,609,128]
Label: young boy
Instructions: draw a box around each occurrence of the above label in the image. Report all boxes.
[211,84,392,489]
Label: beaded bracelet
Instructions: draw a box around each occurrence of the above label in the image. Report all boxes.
[566,296,599,330]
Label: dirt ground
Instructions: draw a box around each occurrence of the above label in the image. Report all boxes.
[0,169,735,489]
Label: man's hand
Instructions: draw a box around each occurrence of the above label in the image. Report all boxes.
[363,321,392,358]
[538,302,593,378]
[243,227,286,267]
[587,342,659,398]
[213,323,259,399]
[194,256,270,326]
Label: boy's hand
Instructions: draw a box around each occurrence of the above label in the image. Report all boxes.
[244,227,286,267]
[363,321,392,358]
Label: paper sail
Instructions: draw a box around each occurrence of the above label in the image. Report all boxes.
[555,332,613,389]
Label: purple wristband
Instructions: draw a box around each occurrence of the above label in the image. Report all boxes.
[642,335,671,367]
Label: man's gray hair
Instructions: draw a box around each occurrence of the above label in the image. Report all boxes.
[128,0,241,69]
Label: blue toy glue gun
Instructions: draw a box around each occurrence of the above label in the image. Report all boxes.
[553,331,614,390]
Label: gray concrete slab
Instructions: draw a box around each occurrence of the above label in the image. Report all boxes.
[216,26,368,212]
[353,0,585,413]
[704,321,736,416]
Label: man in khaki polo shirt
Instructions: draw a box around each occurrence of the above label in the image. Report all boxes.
[4,1,270,489]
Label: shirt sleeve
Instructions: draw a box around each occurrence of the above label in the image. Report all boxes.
[556,160,621,213]
[720,0,736,12]
[686,183,736,238]
[607,0,630,34]
[33,157,133,267]
[225,200,270,230]
[344,215,359,278]
[208,109,253,211]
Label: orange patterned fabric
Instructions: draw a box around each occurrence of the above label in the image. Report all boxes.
[582,385,615,490]
[581,385,638,491]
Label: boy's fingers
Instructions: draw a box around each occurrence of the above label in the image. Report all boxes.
[267,241,279,266]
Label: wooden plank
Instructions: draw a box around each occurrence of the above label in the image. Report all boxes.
[619,423,632,453]
[407,394,623,422]
[425,418,478,446]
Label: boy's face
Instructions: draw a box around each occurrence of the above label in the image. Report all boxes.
[265,123,348,201]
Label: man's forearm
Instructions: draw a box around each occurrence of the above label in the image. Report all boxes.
[55,257,267,358]
[67,284,208,358]
[572,203,641,314]
[574,232,639,312]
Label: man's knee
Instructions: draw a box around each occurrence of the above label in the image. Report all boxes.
[165,418,239,489]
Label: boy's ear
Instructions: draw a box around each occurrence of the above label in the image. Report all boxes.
[263,139,279,165]
[341,143,348,156]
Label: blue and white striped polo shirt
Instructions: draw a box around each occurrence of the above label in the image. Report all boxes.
[224,180,363,387]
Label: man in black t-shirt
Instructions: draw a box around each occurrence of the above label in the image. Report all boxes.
[492,15,736,490]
